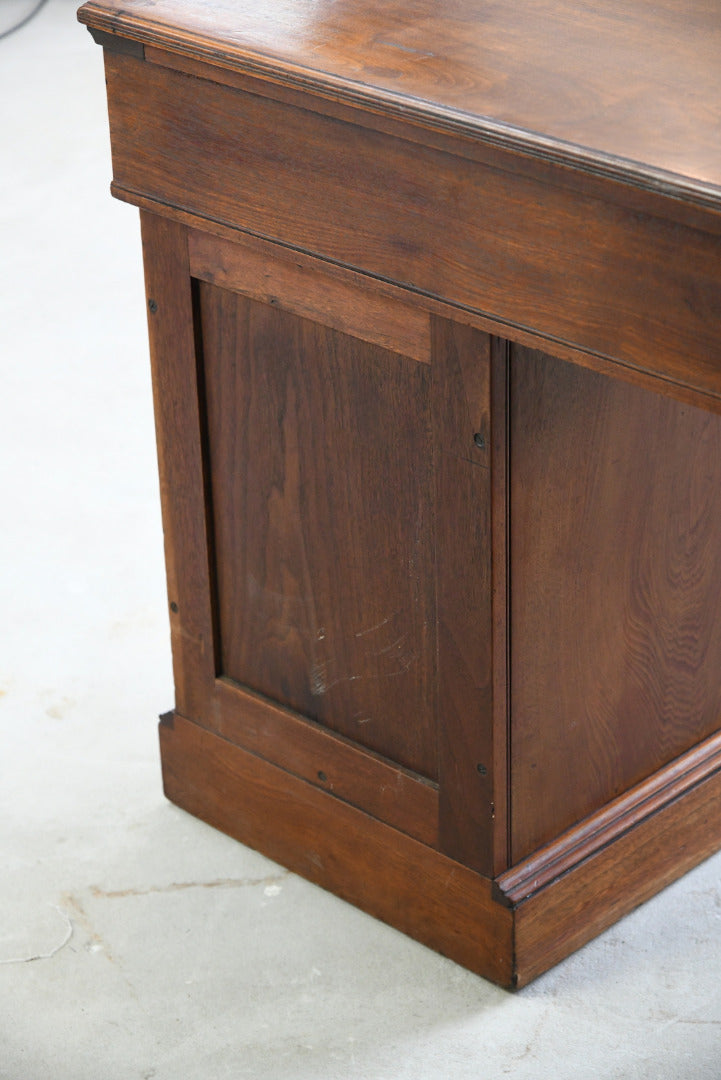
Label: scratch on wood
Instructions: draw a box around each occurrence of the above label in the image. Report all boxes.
[311,651,416,694]
[311,613,416,694]
[376,38,436,58]
[354,614,394,638]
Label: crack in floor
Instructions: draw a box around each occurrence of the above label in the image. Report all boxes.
[60,891,143,1002]
[90,870,291,900]
[0,906,73,965]
[61,892,117,964]
[0,871,291,971]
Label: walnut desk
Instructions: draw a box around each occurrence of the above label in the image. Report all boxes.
[78,0,721,987]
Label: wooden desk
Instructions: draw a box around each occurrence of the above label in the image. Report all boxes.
[79,0,721,987]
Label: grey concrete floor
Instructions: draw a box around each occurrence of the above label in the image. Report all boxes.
[2,2,721,1076]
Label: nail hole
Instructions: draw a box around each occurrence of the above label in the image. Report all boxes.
[170,602,179,613]
[476,763,488,776]
[473,432,486,450]
[317,770,328,783]
[148,298,158,314]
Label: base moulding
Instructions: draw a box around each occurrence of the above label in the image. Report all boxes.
[159,712,721,988]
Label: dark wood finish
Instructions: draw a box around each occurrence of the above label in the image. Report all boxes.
[124,186,721,421]
[212,680,439,849]
[143,212,445,844]
[139,213,215,722]
[87,26,144,56]
[160,711,515,987]
[510,346,721,862]
[197,273,497,866]
[102,52,721,402]
[77,0,721,202]
[490,339,511,875]
[80,0,721,987]
[129,43,721,253]
[512,746,721,988]
[160,709,721,989]
[198,281,437,776]
[431,318,494,871]
[189,229,431,365]
[498,728,721,907]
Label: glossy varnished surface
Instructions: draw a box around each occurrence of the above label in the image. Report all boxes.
[81,0,721,985]
[78,0,721,201]
[103,52,721,402]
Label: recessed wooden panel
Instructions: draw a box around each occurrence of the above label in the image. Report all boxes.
[510,345,721,861]
[198,282,437,777]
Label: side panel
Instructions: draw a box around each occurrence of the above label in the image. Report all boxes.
[510,345,721,861]
[144,215,500,866]
[198,282,437,777]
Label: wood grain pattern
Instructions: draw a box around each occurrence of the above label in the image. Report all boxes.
[198,282,437,777]
[212,678,439,848]
[510,345,721,861]
[121,189,721,421]
[431,318,494,872]
[490,338,510,874]
[197,275,501,865]
[140,43,721,243]
[498,728,721,905]
[103,52,721,402]
[140,213,216,720]
[432,319,491,466]
[189,228,431,365]
[78,0,721,206]
[160,707,721,988]
[513,755,721,987]
[82,0,721,984]
[144,219,442,847]
[160,711,515,987]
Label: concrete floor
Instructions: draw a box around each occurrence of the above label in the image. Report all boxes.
[2,2,721,1076]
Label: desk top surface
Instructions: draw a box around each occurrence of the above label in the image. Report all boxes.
[79,0,721,207]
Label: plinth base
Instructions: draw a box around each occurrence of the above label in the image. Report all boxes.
[159,711,721,989]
